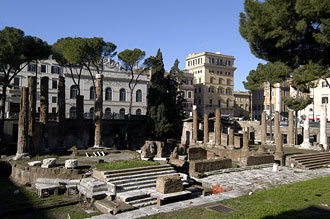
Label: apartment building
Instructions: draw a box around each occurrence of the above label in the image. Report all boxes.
[233,91,251,118]
[2,57,149,119]
[185,51,236,117]
[181,71,194,117]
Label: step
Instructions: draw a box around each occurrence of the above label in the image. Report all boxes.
[117,183,156,193]
[109,172,179,184]
[116,190,150,202]
[290,153,330,159]
[298,158,330,165]
[303,161,330,168]
[104,166,175,179]
[117,179,156,188]
[94,200,114,214]
[128,196,157,205]
[77,185,110,200]
[131,200,157,208]
[293,155,330,162]
[103,164,172,175]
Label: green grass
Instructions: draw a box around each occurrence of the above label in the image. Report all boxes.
[96,159,159,170]
[144,176,330,219]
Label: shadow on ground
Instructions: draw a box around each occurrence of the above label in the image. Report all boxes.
[263,206,330,219]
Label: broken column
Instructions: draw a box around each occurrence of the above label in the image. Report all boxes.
[320,104,328,151]
[94,74,103,148]
[274,111,280,143]
[261,111,267,145]
[228,128,234,149]
[275,133,284,165]
[28,76,36,153]
[192,105,198,144]
[40,77,49,150]
[300,116,311,149]
[14,87,29,160]
[203,113,209,145]
[287,110,294,146]
[57,76,65,147]
[242,131,249,152]
[215,108,221,146]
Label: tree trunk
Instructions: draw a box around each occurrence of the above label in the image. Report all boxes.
[269,83,273,141]
[129,89,133,119]
[0,85,7,145]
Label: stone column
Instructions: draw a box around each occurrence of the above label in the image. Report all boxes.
[320,104,328,151]
[94,74,103,148]
[192,105,198,144]
[40,77,49,124]
[288,110,294,146]
[261,111,267,144]
[28,76,36,152]
[203,113,209,145]
[300,117,311,148]
[228,128,234,149]
[274,111,280,143]
[14,87,29,160]
[57,76,65,147]
[275,133,284,165]
[215,108,221,146]
[242,131,249,152]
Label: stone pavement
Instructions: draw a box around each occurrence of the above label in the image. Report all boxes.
[85,166,330,219]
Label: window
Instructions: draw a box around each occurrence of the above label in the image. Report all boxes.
[188,91,192,98]
[105,108,111,117]
[69,107,76,119]
[210,77,214,83]
[52,80,57,89]
[119,108,125,115]
[105,87,112,101]
[209,70,214,74]
[322,81,329,87]
[136,109,141,115]
[198,98,201,105]
[41,65,46,73]
[217,59,223,65]
[226,60,231,66]
[226,99,230,108]
[226,88,231,94]
[70,85,77,99]
[209,99,213,106]
[136,90,142,102]
[13,77,19,89]
[90,87,95,100]
[209,57,214,64]
[217,71,222,75]
[51,107,56,113]
[199,78,201,83]
[218,99,221,107]
[28,63,36,72]
[227,79,231,85]
[219,78,222,84]
[52,96,57,103]
[90,107,94,117]
[226,71,231,76]
[322,97,328,104]
[51,66,60,74]
[120,88,126,101]
[199,87,201,93]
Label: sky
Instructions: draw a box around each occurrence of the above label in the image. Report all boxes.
[0,0,266,91]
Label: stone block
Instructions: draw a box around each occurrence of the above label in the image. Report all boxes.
[243,155,274,166]
[41,158,57,168]
[188,147,207,160]
[189,158,232,177]
[156,175,183,194]
[65,159,78,169]
[28,161,42,167]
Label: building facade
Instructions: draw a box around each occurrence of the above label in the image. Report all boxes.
[185,51,236,117]
[2,58,149,119]
[233,91,251,119]
[181,71,194,117]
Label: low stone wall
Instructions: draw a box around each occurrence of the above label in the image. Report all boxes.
[239,155,274,167]
[188,147,207,160]
[189,158,232,178]
[10,163,82,186]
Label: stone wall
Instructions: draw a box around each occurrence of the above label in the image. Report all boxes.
[240,155,274,166]
[188,147,207,160]
[189,158,232,177]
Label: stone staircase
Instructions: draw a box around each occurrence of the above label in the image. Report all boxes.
[288,152,330,170]
[92,164,188,208]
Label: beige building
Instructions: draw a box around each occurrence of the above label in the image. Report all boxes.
[233,91,251,119]
[185,52,236,117]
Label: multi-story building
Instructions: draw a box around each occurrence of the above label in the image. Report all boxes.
[233,91,251,119]
[2,57,149,119]
[185,51,236,117]
[181,70,194,117]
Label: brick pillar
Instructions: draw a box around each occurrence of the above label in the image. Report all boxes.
[242,131,249,151]
[275,133,284,165]
[14,87,29,160]
[215,108,221,146]
[40,77,49,124]
[94,74,103,148]
[288,110,294,146]
[203,113,209,145]
[28,76,36,152]
[193,105,198,144]
[261,111,266,145]
[228,128,234,149]
[274,111,280,144]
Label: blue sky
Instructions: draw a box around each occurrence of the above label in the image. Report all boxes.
[0,0,266,91]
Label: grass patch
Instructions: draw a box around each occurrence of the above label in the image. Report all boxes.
[144,176,330,219]
[96,159,159,170]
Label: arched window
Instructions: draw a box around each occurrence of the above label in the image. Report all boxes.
[136,90,142,102]
[69,106,76,119]
[105,107,111,119]
[119,108,125,115]
[120,88,126,102]
[90,87,95,100]
[136,109,141,115]
[105,87,112,101]
[70,85,77,99]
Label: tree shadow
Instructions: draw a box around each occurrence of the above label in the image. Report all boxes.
[262,206,330,219]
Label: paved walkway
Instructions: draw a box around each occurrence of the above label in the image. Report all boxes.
[85,166,330,219]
